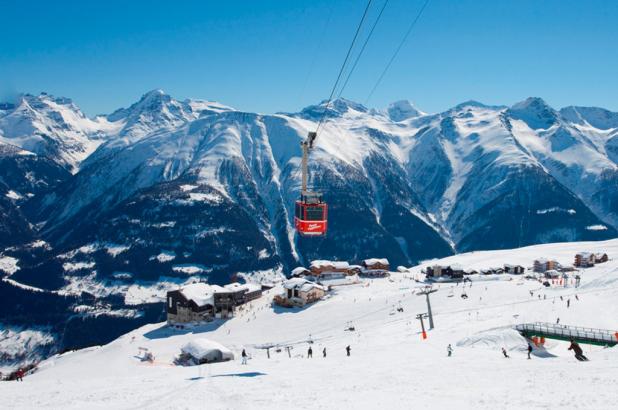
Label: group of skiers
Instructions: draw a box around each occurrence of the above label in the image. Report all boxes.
[240,344,351,364]
[306,345,351,358]
[446,339,588,362]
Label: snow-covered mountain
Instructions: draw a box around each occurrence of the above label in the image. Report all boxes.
[1,90,618,369]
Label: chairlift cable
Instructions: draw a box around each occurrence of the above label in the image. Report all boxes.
[365,0,431,105]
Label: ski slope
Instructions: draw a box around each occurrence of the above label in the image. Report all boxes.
[3,239,618,409]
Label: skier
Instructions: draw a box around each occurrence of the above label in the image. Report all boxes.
[307,346,313,358]
[322,348,327,358]
[447,344,453,357]
[575,294,579,301]
[556,317,560,324]
[346,345,351,357]
[241,349,248,365]
[527,343,533,359]
[15,368,24,381]
[502,347,510,358]
[567,299,571,308]
[568,339,589,361]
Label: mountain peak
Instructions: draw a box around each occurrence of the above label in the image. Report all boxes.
[386,100,424,121]
[107,89,176,123]
[508,97,558,130]
[296,98,368,121]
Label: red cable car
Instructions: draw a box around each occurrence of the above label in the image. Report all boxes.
[295,131,328,237]
[295,192,328,236]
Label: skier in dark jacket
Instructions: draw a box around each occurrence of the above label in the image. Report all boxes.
[502,347,510,358]
[527,343,533,359]
[307,346,313,358]
[346,345,351,356]
[322,348,326,358]
[241,349,248,365]
[568,339,589,361]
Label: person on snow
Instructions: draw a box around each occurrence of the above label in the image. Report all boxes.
[346,345,351,357]
[447,344,453,357]
[307,346,313,358]
[575,294,579,301]
[241,349,248,365]
[15,368,24,381]
[322,348,327,358]
[567,299,571,308]
[556,317,560,324]
[502,348,510,358]
[527,343,533,359]
[568,339,589,361]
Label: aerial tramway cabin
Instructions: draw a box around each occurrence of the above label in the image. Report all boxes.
[295,192,328,236]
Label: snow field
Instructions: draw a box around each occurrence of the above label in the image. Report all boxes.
[2,239,618,409]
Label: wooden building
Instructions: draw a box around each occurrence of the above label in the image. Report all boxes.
[504,264,525,274]
[595,253,609,263]
[274,278,327,307]
[362,258,390,272]
[574,252,595,268]
[223,282,263,305]
[167,283,235,324]
[533,258,558,273]
[310,260,353,276]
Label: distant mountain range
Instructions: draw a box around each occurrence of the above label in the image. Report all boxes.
[0,90,617,364]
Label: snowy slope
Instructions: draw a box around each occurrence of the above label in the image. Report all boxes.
[2,239,618,409]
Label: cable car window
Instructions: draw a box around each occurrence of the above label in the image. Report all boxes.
[305,206,324,221]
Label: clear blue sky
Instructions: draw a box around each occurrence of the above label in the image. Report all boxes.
[1,0,617,116]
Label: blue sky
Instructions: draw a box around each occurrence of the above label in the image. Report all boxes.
[1,0,617,116]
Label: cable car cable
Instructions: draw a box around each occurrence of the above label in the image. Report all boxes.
[365,0,431,105]
[315,0,374,136]
[335,0,390,100]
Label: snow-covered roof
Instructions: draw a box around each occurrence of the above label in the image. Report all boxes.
[282,278,326,292]
[363,258,389,266]
[310,260,350,269]
[576,252,594,258]
[181,339,234,360]
[179,283,231,307]
[291,266,310,276]
[223,282,262,293]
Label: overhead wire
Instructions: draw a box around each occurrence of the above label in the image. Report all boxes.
[365,0,431,105]
[315,0,374,136]
[335,0,390,100]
